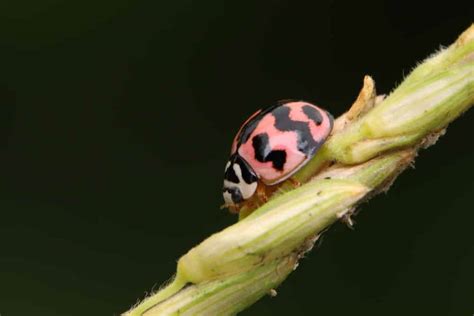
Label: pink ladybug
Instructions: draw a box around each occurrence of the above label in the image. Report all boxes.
[223,100,333,208]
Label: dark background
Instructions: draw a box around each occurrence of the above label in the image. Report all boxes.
[0,1,473,315]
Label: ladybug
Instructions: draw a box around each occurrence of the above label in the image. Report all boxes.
[223,100,334,208]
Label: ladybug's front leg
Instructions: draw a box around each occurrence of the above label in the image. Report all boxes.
[220,203,240,214]
[256,183,268,203]
[288,177,301,188]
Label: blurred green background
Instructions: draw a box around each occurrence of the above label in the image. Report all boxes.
[0,1,473,315]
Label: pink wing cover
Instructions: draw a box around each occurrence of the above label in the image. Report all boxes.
[238,102,332,184]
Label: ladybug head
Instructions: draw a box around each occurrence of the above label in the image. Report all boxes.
[223,154,258,206]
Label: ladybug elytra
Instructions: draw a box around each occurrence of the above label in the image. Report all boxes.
[223,101,333,208]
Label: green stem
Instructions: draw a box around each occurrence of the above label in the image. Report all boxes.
[139,257,297,316]
[124,275,187,316]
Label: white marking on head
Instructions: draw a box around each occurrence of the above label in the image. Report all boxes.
[223,191,234,205]
[223,158,258,205]
[231,163,257,199]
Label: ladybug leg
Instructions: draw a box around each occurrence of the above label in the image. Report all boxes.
[287,177,301,188]
[256,183,268,203]
[220,203,240,214]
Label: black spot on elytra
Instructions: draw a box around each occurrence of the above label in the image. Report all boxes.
[302,105,323,125]
[272,105,320,156]
[239,119,259,145]
[252,133,287,171]
[252,133,270,161]
[238,105,278,145]
[265,151,286,170]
